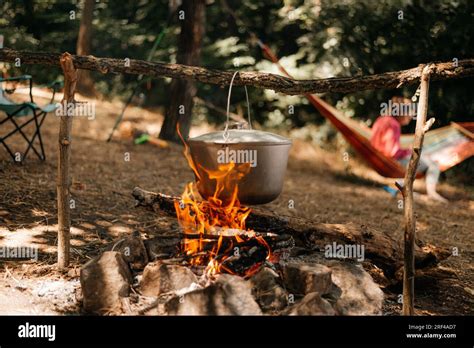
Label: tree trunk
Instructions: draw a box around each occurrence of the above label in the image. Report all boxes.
[159,0,206,143]
[76,0,96,97]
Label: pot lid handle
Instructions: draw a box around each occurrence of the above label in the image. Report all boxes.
[223,71,252,142]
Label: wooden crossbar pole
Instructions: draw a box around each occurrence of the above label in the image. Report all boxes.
[0,48,473,95]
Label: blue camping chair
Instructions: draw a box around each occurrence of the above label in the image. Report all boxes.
[0,75,61,161]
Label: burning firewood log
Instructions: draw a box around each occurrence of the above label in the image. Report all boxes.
[142,231,293,277]
[132,186,450,279]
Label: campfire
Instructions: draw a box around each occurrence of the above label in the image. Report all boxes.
[175,132,274,278]
[80,119,448,316]
[78,180,450,315]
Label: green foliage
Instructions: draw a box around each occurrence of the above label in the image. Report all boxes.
[1,0,473,128]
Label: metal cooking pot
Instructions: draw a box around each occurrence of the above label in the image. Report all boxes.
[187,72,292,205]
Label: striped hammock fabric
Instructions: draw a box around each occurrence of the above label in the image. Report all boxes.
[305,94,474,178]
[258,42,474,178]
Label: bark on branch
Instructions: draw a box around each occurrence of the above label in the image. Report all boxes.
[399,65,434,315]
[57,52,77,269]
[1,48,473,95]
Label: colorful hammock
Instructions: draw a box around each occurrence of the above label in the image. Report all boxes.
[258,42,474,178]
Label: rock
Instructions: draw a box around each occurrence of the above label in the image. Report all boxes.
[323,282,342,303]
[250,267,279,290]
[108,232,149,270]
[258,286,288,312]
[286,292,336,315]
[165,274,262,315]
[250,267,288,311]
[80,251,133,314]
[140,262,198,297]
[282,263,333,295]
[326,261,384,315]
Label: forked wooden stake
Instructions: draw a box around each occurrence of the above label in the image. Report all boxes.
[396,65,435,315]
[57,52,78,269]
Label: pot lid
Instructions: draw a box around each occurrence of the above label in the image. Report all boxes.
[188,129,292,145]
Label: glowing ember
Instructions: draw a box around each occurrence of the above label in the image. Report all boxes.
[176,126,272,277]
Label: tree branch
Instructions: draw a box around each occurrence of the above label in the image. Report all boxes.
[57,52,77,269]
[0,48,473,95]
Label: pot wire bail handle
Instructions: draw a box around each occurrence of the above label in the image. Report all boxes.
[223,71,252,142]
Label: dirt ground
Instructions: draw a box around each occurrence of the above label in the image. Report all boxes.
[0,90,472,315]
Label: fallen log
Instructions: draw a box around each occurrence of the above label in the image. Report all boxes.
[132,187,450,278]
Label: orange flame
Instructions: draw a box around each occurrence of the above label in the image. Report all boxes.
[175,124,271,277]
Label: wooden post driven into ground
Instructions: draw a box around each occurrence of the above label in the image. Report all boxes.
[396,65,435,315]
[57,53,78,269]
